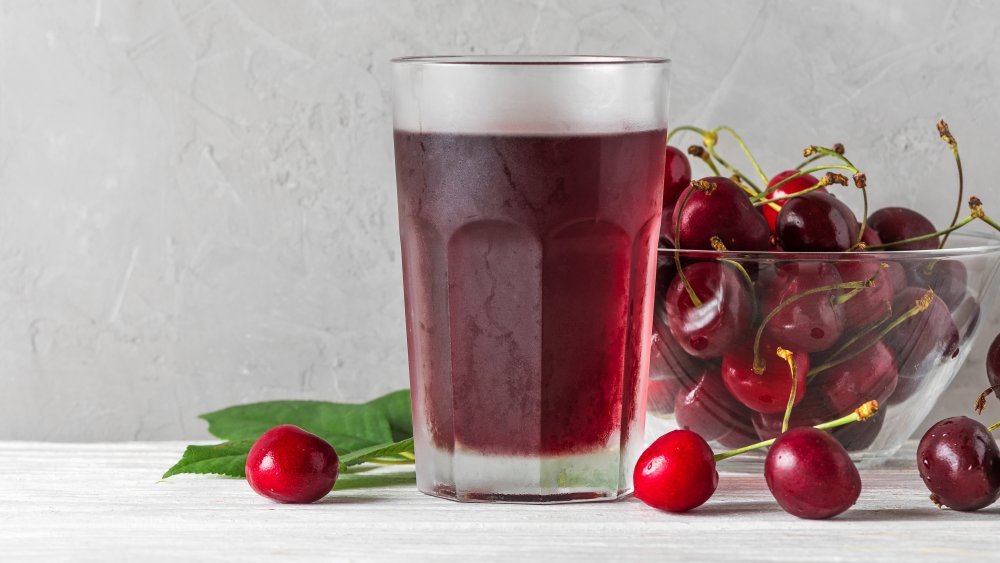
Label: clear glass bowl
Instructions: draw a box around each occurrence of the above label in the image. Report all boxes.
[647,232,1000,470]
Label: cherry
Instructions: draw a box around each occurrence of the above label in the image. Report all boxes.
[245,425,340,504]
[671,177,770,251]
[751,393,887,451]
[659,207,676,245]
[776,191,860,252]
[715,418,761,449]
[761,262,844,353]
[987,332,1000,396]
[860,227,882,247]
[633,429,718,512]
[653,241,677,298]
[883,261,907,293]
[868,207,939,250]
[665,262,753,358]
[674,368,752,441]
[832,407,886,451]
[834,260,894,328]
[722,339,809,414]
[907,259,968,310]
[646,375,683,415]
[819,340,898,414]
[762,170,824,233]
[954,296,981,340]
[917,417,1000,511]
[885,287,960,404]
[662,145,692,209]
[765,427,862,519]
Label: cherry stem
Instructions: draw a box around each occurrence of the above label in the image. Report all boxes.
[713,400,880,462]
[975,385,1000,415]
[750,164,857,202]
[714,125,769,186]
[687,145,722,176]
[777,347,797,433]
[938,120,963,248]
[826,304,893,360]
[808,289,934,378]
[667,125,711,143]
[990,421,1000,433]
[673,185,703,307]
[866,214,976,250]
[753,278,875,374]
[711,236,757,318]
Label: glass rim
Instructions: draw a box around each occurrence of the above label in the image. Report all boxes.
[391,55,670,66]
[658,230,1000,260]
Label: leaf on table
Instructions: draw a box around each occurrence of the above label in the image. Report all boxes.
[162,440,254,479]
[333,471,416,491]
[199,400,393,453]
[365,389,413,440]
[339,437,415,468]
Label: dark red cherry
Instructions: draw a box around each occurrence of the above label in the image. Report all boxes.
[820,341,899,414]
[907,259,968,310]
[715,417,761,449]
[674,368,752,441]
[634,429,718,512]
[832,407,886,451]
[953,296,981,341]
[884,261,907,293]
[654,243,677,298]
[765,427,862,519]
[917,417,1000,511]
[665,262,753,358]
[751,389,828,441]
[762,170,824,233]
[987,332,1000,396]
[776,191,860,252]
[868,207,939,250]
[834,260,895,328]
[860,227,882,247]
[761,262,844,353]
[722,339,809,414]
[672,177,770,251]
[662,145,692,209]
[885,287,960,404]
[646,375,684,415]
[659,206,676,245]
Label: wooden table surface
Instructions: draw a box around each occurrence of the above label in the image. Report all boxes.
[1,441,998,562]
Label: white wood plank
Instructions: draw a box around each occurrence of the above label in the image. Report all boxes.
[0,442,996,562]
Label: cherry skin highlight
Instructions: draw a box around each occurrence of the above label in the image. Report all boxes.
[721,339,809,414]
[245,424,340,504]
[762,170,823,233]
[662,145,692,209]
[917,417,1000,511]
[674,368,752,441]
[776,191,860,252]
[633,429,718,513]
[868,207,939,250]
[665,262,753,358]
[671,177,770,251]
[765,427,862,519]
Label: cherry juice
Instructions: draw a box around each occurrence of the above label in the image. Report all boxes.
[394,129,665,485]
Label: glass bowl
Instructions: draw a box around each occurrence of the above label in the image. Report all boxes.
[646,231,1000,470]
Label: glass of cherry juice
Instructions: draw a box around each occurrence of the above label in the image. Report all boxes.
[391,56,670,502]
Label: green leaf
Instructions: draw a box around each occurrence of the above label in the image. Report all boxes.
[199,401,393,454]
[365,389,413,440]
[333,471,416,491]
[339,437,415,468]
[162,440,254,479]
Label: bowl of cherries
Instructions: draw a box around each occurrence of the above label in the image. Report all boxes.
[647,120,1000,470]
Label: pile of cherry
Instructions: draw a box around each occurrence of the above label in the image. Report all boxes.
[634,121,1000,519]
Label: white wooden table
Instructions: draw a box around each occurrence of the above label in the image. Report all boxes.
[1,441,998,562]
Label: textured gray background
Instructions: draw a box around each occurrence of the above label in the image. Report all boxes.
[1,0,998,440]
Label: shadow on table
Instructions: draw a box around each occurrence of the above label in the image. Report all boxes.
[315,495,395,505]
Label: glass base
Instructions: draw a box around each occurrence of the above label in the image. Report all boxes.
[416,444,634,504]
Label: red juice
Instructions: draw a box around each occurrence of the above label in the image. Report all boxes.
[395,130,665,465]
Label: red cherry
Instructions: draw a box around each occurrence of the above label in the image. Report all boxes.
[765,427,862,519]
[918,417,1000,511]
[663,145,692,208]
[665,262,753,358]
[722,339,809,414]
[674,368,752,441]
[245,425,340,504]
[776,191,860,252]
[672,177,770,251]
[819,340,898,414]
[885,287,960,404]
[761,262,845,353]
[633,430,718,512]
[762,170,824,232]
[868,207,939,250]
[834,259,895,329]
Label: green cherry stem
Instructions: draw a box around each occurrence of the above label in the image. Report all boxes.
[808,289,934,378]
[865,214,976,250]
[688,145,722,176]
[938,120,963,248]
[713,400,880,462]
[714,125,769,186]
[826,303,893,359]
[667,125,712,143]
[777,347,798,434]
[753,278,875,374]
[750,164,856,202]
